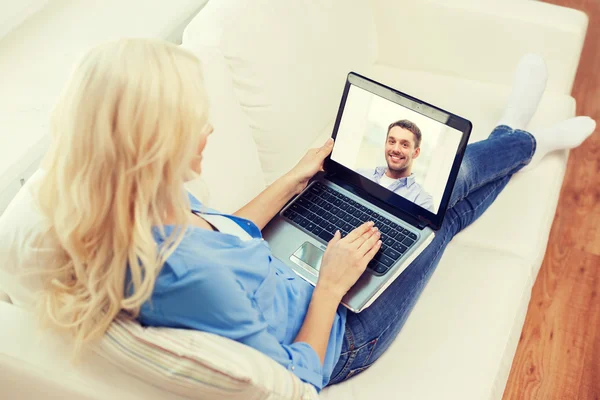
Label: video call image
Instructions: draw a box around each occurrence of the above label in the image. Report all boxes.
[331,84,463,214]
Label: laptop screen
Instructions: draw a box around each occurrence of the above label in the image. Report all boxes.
[330,81,466,216]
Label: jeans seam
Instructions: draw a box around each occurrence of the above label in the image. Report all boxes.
[516,129,537,160]
[344,323,355,353]
[338,338,379,380]
[450,129,535,209]
[454,178,506,221]
[451,161,523,209]
[330,325,357,383]
[364,338,378,365]
[335,350,357,383]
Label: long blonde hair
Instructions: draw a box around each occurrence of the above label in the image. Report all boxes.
[36,38,209,353]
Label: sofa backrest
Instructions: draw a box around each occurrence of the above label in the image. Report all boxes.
[0,0,48,41]
[182,0,378,185]
[0,170,52,308]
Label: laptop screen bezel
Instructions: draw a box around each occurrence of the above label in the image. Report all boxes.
[323,72,472,231]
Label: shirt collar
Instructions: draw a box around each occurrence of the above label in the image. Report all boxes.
[187,191,221,214]
[374,167,416,187]
[186,191,263,239]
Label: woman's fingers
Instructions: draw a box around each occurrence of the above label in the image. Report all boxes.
[316,138,334,156]
[344,221,375,243]
[362,238,382,262]
[357,227,380,256]
[328,230,342,247]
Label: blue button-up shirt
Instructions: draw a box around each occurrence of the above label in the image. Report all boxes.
[135,193,347,391]
[358,166,435,212]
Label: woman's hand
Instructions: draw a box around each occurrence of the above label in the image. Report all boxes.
[316,222,382,301]
[286,138,334,195]
[233,138,333,229]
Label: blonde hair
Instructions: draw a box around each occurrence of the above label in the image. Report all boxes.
[36,38,209,353]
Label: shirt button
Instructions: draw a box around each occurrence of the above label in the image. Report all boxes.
[291,365,295,371]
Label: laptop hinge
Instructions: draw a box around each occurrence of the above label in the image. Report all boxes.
[323,172,427,231]
[416,216,430,230]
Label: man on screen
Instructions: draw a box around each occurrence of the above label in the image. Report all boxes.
[358,119,435,212]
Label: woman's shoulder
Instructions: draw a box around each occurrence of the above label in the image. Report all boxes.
[154,228,215,277]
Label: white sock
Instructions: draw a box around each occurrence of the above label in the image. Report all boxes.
[497,54,548,130]
[522,116,597,172]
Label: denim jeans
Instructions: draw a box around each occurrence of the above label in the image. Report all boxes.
[327,125,537,385]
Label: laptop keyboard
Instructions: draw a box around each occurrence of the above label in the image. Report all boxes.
[281,181,419,276]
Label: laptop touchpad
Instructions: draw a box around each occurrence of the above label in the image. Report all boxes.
[290,242,324,274]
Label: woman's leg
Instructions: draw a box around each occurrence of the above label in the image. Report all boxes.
[329,173,516,384]
[327,52,596,384]
[448,115,596,209]
[328,127,536,384]
[328,118,596,384]
[448,125,535,208]
[328,112,596,384]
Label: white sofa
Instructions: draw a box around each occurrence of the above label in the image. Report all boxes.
[0,0,209,214]
[0,0,589,399]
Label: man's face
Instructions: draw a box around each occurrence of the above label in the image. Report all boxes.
[385,126,420,173]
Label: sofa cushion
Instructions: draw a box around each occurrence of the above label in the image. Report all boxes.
[183,46,267,213]
[182,0,378,184]
[0,290,11,303]
[0,302,318,400]
[320,244,534,400]
[0,170,50,308]
[0,353,100,400]
[95,314,318,399]
[0,0,48,40]
[0,301,312,400]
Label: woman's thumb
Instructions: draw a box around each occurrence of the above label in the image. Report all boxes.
[331,230,341,243]
[319,138,334,156]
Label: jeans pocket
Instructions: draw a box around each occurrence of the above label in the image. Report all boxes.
[329,338,378,385]
[345,363,374,380]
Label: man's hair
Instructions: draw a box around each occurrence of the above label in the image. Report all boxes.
[387,119,422,148]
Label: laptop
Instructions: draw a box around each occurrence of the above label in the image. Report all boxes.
[263,72,471,312]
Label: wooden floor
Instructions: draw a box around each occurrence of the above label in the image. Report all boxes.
[502,0,600,399]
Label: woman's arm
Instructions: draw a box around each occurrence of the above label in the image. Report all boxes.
[293,286,341,363]
[294,223,381,362]
[233,173,301,230]
[148,221,379,390]
[149,264,326,389]
[234,138,334,230]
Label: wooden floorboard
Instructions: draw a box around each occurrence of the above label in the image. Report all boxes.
[502,0,600,399]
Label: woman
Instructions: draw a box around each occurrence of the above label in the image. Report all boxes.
[36,39,595,390]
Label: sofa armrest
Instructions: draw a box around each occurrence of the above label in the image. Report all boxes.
[370,0,588,94]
